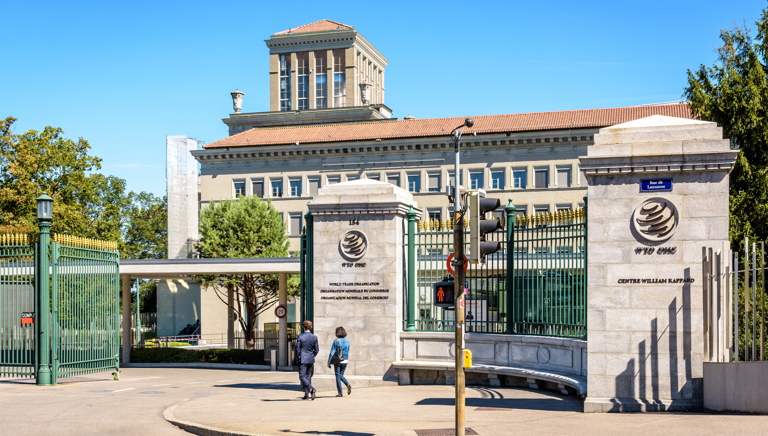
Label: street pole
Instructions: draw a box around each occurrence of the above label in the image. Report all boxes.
[451,119,473,436]
[35,194,54,386]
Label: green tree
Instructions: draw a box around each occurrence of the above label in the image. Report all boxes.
[684,8,768,360]
[195,195,298,350]
[684,13,768,244]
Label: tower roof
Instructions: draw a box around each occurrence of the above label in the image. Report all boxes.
[273,20,354,36]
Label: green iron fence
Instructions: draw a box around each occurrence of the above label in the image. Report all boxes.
[299,211,314,326]
[405,200,587,339]
[0,234,36,378]
[0,233,119,383]
[52,235,120,379]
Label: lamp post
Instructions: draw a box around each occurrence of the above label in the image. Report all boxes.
[36,194,53,386]
[450,118,473,436]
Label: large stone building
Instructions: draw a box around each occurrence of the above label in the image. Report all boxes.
[162,19,692,341]
[192,20,690,253]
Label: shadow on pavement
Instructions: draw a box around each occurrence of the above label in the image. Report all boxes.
[278,430,375,436]
[415,387,582,412]
[216,382,301,391]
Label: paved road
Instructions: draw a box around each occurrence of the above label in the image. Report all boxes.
[1,367,766,436]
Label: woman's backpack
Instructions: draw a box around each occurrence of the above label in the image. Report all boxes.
[330,339,344,365]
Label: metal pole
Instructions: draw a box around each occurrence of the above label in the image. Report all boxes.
[121,275,132,364]
[36,217,52,385]
[453,131,465,436]
[135,281,141,346]
[406,205,417,331]
[504,200,516,334]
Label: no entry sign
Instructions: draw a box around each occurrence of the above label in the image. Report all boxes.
[446,253,468,275]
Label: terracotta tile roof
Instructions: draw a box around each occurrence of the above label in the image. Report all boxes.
[203,103,692,149]
[273,20,354,36]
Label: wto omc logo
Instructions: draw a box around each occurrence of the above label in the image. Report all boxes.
[632,198,679,242]
[340,230,368,260]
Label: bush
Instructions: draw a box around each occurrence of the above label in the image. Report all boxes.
[131,347,265,365]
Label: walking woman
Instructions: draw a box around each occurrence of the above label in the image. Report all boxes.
[327,326,351,397]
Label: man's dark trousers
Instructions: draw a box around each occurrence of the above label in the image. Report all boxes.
[299,363,314,396]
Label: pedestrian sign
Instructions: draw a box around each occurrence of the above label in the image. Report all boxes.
[433,280,455,309]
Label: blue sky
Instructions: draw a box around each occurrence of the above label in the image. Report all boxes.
[1,0,765,197]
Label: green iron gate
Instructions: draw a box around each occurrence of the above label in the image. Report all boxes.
[52,235,120,380]
[405,199,587,339]
[299,211,314,325]
[0,233,119,383]
[0,234,36,378]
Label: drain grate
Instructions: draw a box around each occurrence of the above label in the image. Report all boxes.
[415,429,478,436]
[140,391,165,394]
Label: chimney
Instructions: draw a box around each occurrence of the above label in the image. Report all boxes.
[231,89,244,114]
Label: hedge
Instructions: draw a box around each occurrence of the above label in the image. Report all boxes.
[131,347,265,365]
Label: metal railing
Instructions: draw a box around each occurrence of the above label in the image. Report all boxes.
[703,238,767,362]
[405,202,587,339]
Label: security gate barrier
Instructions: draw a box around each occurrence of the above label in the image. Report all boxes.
[0,233,119,384]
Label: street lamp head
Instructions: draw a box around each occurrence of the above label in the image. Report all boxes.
[464,118,474,128]
[36,194,53,221]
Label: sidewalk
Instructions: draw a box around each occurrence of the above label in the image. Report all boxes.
[1,368,766,436]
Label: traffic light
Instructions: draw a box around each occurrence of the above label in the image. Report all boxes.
[469,192,502,264]
[433,279,455,309]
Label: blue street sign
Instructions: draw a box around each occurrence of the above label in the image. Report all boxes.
[640,179,672,192]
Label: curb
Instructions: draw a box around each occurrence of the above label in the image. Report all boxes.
[124,363,295,371]
[164,399,275,436]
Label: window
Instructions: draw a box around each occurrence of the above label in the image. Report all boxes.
[534,205,550,214]
[308,177,320,196]
[233,180,246,198]
[347,174,360,181]
[333,49,346,107]
[297,52,309,110]
[289,213,302,236]
[491,169,504,189]
[366,173,380,180]
[252,179,264,198]
[315,52,327,109]
[428,208,442,222]
[279,54,291,111]
[469,170,483,190]
[556,204,572,212]
[557,167,571,188]
[448,172,463,188]
[271,179,283,197]
[327,175,340,185]
[514,205,526,221]
[290,178,302,197]
[387,173,400,188]
[578,165,587,186]
[534,168,549,188]
[407,173,421,192]
[427,172,441,192]
[513,169,526,189]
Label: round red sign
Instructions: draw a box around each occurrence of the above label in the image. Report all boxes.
[446,253,469,275]
[275,305,287,319]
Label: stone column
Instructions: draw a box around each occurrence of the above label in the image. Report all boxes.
[121,275,132,364]
[580,115,738,412]
[308,51,316,110]
[269,53,279,112]
[308,179,418,390]
[290,52,298,111]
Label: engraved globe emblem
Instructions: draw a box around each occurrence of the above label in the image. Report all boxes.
[632,198,679,242]
[340,230,368,260]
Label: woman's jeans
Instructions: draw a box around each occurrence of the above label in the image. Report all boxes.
[334,363,349,394]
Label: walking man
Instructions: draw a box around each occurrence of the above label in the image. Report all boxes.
[296,320,319,400]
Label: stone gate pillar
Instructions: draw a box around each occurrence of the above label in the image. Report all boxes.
[580,115,738,412]
[307,179,418,390]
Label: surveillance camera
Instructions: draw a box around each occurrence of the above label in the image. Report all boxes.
[473,132,477,136]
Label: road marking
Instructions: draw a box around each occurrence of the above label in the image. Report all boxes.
[113,388,135,392]
[152,384,171,387]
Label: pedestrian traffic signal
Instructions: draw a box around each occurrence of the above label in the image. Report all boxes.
[433,280,455,309]
[469,192,502,264]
